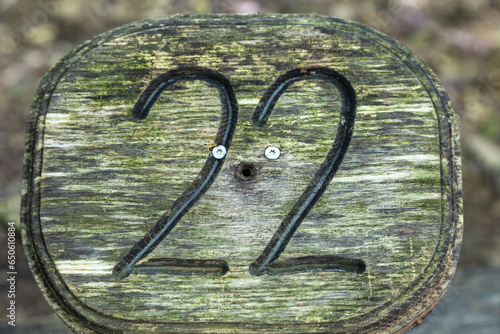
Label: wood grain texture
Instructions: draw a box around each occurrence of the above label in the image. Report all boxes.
[21,14,463,334]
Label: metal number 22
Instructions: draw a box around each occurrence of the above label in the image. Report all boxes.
[113,66,364,279]
[249,67,364,276]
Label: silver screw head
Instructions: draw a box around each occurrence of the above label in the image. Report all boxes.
[265,146,281,160]
[212,145,227,159]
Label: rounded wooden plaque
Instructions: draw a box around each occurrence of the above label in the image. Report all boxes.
[21,14,463,334]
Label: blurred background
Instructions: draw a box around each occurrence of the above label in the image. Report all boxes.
[0,0,499,333]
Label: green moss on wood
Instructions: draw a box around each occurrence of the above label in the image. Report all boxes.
[21,14,462,334]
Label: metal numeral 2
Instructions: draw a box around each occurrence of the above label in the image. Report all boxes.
[249,67,364,276]
[112,67,238,280]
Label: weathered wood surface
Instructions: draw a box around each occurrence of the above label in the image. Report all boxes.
[5,268,498,334]
[21,14,462,334]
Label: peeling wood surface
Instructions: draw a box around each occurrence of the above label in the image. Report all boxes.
[21,14,463,334]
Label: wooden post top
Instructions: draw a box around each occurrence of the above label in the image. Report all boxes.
[21,14,463,334]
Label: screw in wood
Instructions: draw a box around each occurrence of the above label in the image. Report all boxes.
[212,145,227,159]
[265,146,280,160]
